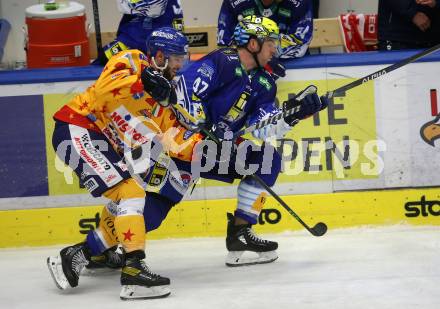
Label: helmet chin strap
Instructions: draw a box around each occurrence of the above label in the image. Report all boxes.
[151,56,169,71]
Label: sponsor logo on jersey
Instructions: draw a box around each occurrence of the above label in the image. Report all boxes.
[151,30,175,40]
[106,201,119,216]
[83,178,99,192]
[110,106,154,146]
[116,160,128,172]
[148,166,167,188]
[231,0,246,9]
[279,7,291,18]
[106,41,125,57]
[172,18,184,32]
[221,48,236,55]
[224,91,250,122]
[262,8,273,17]
[241,8,256,17]
[102,123,124,151]
[287,0,302,8]
[74,135,111,173]
[169,170,192,194]
[258,76,272,91]
[105,174,118,184]
[71,131,123,187]
[80,171,89,180]
[111,71,128,80]
[197,63,215,79]
[226,54,239,62]
[139,108,153,118]
[235,67,243,77]
[146,155,171,192]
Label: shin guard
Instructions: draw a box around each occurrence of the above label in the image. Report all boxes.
[235,179,268,224]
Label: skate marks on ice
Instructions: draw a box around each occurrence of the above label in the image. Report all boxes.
[0,225,439,309]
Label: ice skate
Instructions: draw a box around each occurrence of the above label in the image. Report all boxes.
[120,250,170,300]
[47,242,91,289]
[81,246,125,276]
[225,213,278,267]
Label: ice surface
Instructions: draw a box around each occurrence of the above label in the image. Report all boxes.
[1,225,439,309]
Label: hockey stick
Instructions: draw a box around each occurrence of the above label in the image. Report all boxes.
[200,126,327,237]
[235,43,440,138]
[170,45,439,236]
[171,104,327,235]
[91,0,103,55]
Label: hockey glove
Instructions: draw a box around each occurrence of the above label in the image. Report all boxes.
[141,67,172,106]
[279,33,307,59]
[283,85,329,126]
[280,33,302,50]
[265,58,286,80]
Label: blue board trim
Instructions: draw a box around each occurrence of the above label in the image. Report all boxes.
[282,50,440,69]
[0,65,104,85]
[0,95,48,198]
[0,50,439,85]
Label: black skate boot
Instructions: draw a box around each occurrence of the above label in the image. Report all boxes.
[47,242,91,289]
[81,245,125,276]
[225,212,278,267]
[120,250,170,300]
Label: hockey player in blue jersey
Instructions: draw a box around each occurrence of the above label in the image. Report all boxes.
[134,15,329,267]
[218,0,313,59]
[95,0,184,64]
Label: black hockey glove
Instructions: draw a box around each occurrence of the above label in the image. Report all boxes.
[141,67,171,106]
[265,58,286,80]
[283,85,329,126]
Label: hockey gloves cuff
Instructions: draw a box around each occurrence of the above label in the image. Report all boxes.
[252,118,291,140]
[283,85,330,126]
[265,58,286,80]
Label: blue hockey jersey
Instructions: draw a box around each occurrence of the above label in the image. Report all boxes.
[217,0,313,58]
[116,0,184,53]
[174,48,280,134]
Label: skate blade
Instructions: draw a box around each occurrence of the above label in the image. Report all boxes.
[120,285,171,300]
[225,250,278,267]
[47,256,69,290]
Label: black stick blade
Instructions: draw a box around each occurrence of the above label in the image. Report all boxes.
[310,222,327,237]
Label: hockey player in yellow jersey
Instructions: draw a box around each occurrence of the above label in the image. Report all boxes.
[47,27,197,300]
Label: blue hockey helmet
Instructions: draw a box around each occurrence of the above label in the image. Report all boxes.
[146,27,189,58]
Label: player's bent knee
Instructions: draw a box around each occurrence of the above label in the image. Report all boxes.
[143,193,176,232]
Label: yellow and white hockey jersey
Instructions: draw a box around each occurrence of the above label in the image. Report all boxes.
[54,50,201,161]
